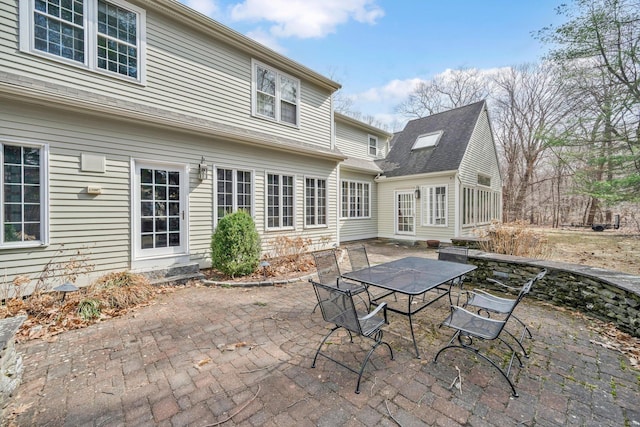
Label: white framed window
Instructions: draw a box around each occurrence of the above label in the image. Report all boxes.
[266,173,295,230]
[305,177,327,227]
[462,186,500,227]
[340,180,370,219]
[368,135,378,157]
[396,191,415,234]
[252,60,300,126]
[20,0,146,83]
[422,185,447,226]
[215,167,253,224]
[478,174,491,187]
[1,140,49,248]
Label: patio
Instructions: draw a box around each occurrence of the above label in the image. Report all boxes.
[4,245,639,426]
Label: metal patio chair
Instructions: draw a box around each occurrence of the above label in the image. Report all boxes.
[346,245,396,303]
[311,280,394,393]
[311,249,367,312]
[464,269,547,347]
[434,275,536,397]
[432,245,470,302]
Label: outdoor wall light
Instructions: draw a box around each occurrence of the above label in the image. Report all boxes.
[198,156,208,180]
[415,186,421,199]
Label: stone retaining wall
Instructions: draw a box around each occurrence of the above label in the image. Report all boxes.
[0,315,26,409]
[467,251,640,338]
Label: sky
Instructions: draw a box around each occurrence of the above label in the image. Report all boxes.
[178,0,568,130]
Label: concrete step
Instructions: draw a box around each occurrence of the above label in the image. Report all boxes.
[135,262,205,286]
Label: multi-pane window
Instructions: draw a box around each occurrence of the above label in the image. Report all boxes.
[253,61,300,126]
[216,168,252,223]
[1,143,46,246]
[305,178,327,227]
[462,186,501,227]
[140,169,181,249]
[267,173,294,229]
[22,0,145,81]
[423,185,447,226]
[341,180,370,218]
[396,192,414,234]
[368,135,378,156]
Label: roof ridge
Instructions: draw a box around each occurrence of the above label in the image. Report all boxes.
[406,99,486,125]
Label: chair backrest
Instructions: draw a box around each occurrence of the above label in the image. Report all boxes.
[346,245,370,272]
[521,268,547,298]
[312,250,342,286]
[438,246,469,264]
[311,281,361,334]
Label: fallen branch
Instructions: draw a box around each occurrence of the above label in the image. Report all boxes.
[204,385,261,427]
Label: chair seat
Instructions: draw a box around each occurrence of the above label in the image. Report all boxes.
[466,291,516,313]
[338,279,367,294]
[441,306,504,340]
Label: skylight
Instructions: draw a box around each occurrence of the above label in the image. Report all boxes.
[412,131,443,150]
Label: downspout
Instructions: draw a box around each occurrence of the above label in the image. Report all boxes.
[455,172,462,238]
[331,95,340,245]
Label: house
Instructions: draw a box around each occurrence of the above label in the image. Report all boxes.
[334,113,393,243]
[1,0,351,285]
[0,0,499,288]
[374,100,502,243]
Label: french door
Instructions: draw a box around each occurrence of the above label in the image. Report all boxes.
[133,161,188,260]
[396,191,415,235]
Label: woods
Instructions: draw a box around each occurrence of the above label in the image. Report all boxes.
[390,0,640,230]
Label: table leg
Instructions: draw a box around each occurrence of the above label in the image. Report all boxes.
[407,295,421,358]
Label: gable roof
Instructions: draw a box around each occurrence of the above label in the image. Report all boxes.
[377,100,486,177]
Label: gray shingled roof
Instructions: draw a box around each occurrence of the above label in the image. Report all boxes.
[376,100,486,177]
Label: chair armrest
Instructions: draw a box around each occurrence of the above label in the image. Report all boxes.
[486,278,520,292]
[360,302,388,323]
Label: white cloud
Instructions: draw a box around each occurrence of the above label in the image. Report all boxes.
[229,0,384,39]
[355,78,425,103]
[182,0,219,17]
[245,28,288,53]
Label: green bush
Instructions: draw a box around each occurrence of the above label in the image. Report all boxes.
[211,211,261,277]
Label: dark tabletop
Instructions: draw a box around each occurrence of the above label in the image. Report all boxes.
[342,256,477,295]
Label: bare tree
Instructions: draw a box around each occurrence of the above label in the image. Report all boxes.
[491,63,574,222]
[396,67,489,118]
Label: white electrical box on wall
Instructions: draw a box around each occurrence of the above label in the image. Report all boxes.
[87,186,102,195]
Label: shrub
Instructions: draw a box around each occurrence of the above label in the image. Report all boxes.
[211,211,261,277]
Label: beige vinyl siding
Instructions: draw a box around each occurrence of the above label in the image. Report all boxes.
[458,109,501,191]
[338,170,378,243]
[0,2,333,149]
[458,108,502,236]
[1,100,338,283]
[377,175,457,242]
[335,119,388,160]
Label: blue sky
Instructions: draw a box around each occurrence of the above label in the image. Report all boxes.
[178,0,567,129]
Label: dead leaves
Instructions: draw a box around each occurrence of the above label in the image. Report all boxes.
[588,322,640,369]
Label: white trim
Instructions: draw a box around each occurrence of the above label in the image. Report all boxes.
[421,184,448,227]
[131,159,189,262]
[395,190,416,236]
[368,134,378,157]
[264,171,296,231]
[303,175,328,229]
[0,138,49,248]
[339,179,371,219]
[251,59,300,128]
[19,0,147,85]
[212,165,255,227]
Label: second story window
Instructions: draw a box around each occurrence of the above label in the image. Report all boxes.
[368,135,378,156]
[20,0,146,83]
[253,60,300,126]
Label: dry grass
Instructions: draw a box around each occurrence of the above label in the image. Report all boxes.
[476,221,551,258]
[0,271,157,342]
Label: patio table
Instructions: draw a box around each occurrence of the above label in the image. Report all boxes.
[342,256,477,358]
